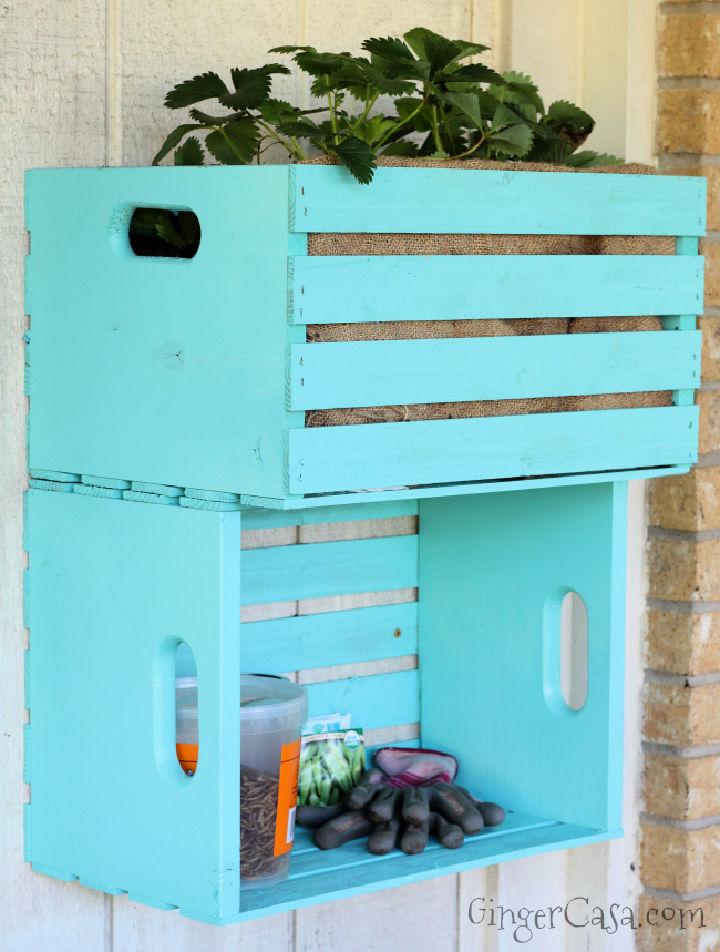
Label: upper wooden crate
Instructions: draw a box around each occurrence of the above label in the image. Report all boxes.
[24,165,705,508]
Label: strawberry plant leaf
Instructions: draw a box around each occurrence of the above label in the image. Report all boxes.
[152,123,206,165]
[174,137,205,165]
[403,27,461,72]
[206,117,259,164]
[566,150,622,167]
[165,72,229,109]
[488,122,533,157]
[362,36,415,63]
[329,135,376,184]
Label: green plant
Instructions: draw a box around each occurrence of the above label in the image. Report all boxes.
[152,26,621,188]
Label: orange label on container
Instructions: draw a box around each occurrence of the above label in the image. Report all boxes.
[176,743,198,776]
[274,739,301,857]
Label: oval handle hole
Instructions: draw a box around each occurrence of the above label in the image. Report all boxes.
[560,591,588,711]
[128,207,200,258]
[153,638,198,783]
[175,642,198,776]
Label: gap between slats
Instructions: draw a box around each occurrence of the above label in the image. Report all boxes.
[240,514,420,746]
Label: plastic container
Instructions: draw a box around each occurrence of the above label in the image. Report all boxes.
[175,673,308,888]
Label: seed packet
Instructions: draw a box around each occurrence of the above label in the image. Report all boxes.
[299,716,365,807]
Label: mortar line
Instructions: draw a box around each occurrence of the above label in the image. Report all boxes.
[642,812,720,830]
[644,739,720,758]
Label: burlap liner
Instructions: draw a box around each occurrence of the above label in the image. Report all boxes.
[301,158,675,426]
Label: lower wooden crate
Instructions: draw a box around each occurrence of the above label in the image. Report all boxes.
[24,480,627,924]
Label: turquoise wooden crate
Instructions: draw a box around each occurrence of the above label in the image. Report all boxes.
[24,480,626,923]
[24,166,704,508]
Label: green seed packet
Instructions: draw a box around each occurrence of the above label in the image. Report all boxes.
[299,728,366,807]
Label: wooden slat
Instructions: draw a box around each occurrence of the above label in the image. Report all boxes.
[290,166,706,236]
[290,331,700,410]
[241,500,418,530]
[290,255,703,324]
[240,535,418,605]
[237,817,614,921]
[288,406,698,494]
[240,602,418,673]
[304,669,419,729]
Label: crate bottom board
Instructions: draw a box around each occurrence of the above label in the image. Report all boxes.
[31,811,619,924]
[232,814,618,922]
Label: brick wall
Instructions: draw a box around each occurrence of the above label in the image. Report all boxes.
[641,2,720,948]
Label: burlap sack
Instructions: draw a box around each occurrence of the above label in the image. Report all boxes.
[303,157,673,425]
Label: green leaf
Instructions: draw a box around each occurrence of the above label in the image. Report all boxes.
[268,44,312,54]
[258,98,301,123]
[294,49,352,76]
[189,108,236,123]
[362,36,416,63]
[488,122,533,157]
[565,150,623,168]
[275,118,321,137]
[444,92,484,128]
[329,135,376,184]
[491,103,523,131]
[352,114,397,146]
[448,39,490,61]
[442,62,502,85]
[404,27,463,73]
[546,99,593,126]
[165,71,229,109]
[220,64,289,110]
[173,137,204,165]
[381,140,421,157]
[205,117,259,164]
[152,123,205,164]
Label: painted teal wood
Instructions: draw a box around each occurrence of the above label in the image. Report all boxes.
[25,482,632,922]
[241,499,418,529]
[25,167,293,498]
[305,670,419,729]
[25,166,704,502]
[290,255,703,324]
[290,331,700,410]
[240,535,418,605]
[241,602,418,673]
[290,165,706,235]
[232,819,617,923]
[669,237,702,409]
[239,465,691,510]
[25,489,242,920]
[288,406,698,494]
[418,482,627,832]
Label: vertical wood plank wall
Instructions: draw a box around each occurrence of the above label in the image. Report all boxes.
[0,1,654,949]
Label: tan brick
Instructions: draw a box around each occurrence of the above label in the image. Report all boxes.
[645,681,720,747]
[659,13,720,78]
[648,536,720,601]
[699,387,720,453]
[649,468,720,531]
[702,316,720,382]
[658,89,720,154]
[704,243,720,310]
[645,752,720,819]
[668,165,720,231]
[647,609,720,675]
[638,892,720,952]
[648,466,720,532]
[642,822,720,893]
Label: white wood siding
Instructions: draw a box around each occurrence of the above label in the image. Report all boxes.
[0,1,654,949]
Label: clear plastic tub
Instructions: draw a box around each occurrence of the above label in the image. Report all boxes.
[175,672,308,888]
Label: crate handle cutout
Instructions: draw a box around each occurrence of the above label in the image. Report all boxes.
[153,637,197,784]
[111,205,201,259]
[543,589,589,716]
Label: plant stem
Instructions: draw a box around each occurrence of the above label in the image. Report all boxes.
[348,93,379,133]
[374,97,426,149]
[447,131,488,161]
[256,120,304,160]
[430,104,444,154]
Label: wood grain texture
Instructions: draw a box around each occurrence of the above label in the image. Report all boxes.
[288,407,698,494]
[291,331,700,409]
[0,3,109,950]
[290,255,703,323]
[291,166,706,235]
